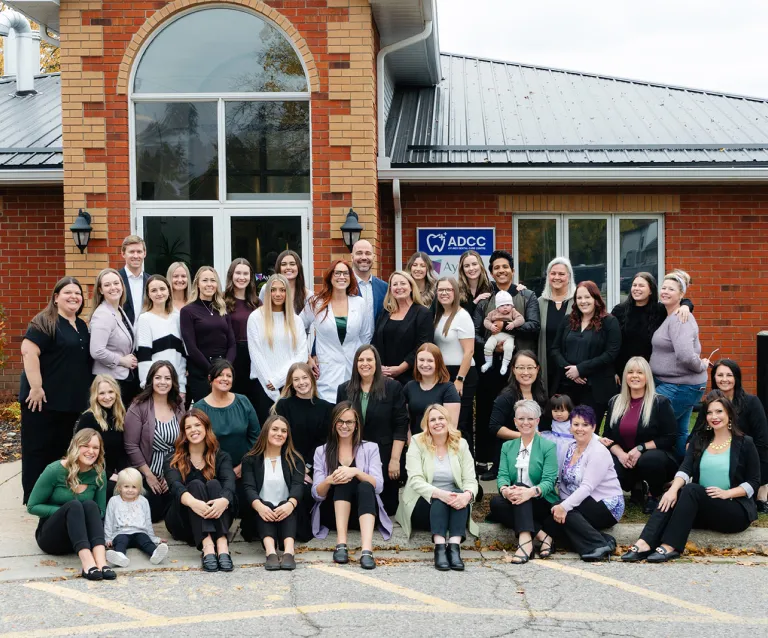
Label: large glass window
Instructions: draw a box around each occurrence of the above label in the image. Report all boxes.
[143,216,214,276]
[514,214,664,309]
[231,216,303,279]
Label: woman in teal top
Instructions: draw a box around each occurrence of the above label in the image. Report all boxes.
[489,399,559,564]
[27,428,115,581]
[623,391,760,563]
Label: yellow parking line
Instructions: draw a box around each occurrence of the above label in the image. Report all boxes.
[535,560,742,622]
[24,582,163,621]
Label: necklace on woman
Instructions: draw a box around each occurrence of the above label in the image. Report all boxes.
[709,437,732,451]
[201,299,215,316]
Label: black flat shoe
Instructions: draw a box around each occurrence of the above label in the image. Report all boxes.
[434,544,450,571]
[81,566,103,581]
[646,547,680,563]
[333,544,349,564]
[534,535,554,559]
[100,566,117,580]
[621,545,652,562]
[580,545,612,562]
[281,553,296,570]
[479,470,497,482]
[265,553,280,571]
[201,552,219,572]
[446,543,465,571]
[643,497,659,515]
[217,552,234,572]
[509,539,533,564]
[360,550,376,570]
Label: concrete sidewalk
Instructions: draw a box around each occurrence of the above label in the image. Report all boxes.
[2,460,766,582]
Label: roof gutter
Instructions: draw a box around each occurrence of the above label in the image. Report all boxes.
[376,14,433,163]
[378,166,768,184]
[393,178,403,270]
[0,169,63,184]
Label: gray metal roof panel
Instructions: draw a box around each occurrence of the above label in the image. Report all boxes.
[387,54,768,166]
[0,73,63,169]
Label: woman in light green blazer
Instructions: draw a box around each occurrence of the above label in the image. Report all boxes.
[489,399,559,564]
[396,404,478,572]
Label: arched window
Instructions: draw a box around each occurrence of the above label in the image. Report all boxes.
[130,6,311,280]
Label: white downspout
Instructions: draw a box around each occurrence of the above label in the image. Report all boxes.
[393,178,403,270]
[0,9,39,95]
[376,19,433,164]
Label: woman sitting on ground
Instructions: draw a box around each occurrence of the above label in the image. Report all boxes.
[242,415,305,571]
[164,409,237,573]
[536,405,625,562]
[396,404,478,571]
[622,391,760,562]
[601,356,678,514]
[27,428,115,581]
[311,401,392,570]
[489,400,558,564]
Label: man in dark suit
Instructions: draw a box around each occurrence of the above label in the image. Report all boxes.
[119,234,150,326]
[351,239,388,325]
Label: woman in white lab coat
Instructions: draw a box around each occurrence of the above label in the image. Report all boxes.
[301,260,373,403]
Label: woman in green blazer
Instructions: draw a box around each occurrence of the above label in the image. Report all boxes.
[396,404,479,572]
[489,399,559,564]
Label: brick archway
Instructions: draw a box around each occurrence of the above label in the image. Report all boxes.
[116,0,321,95]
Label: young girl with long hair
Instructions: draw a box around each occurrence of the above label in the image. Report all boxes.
[224,258,261,402]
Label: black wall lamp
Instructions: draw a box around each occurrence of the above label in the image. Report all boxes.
[340,208,363,252]
[70,209,93,254]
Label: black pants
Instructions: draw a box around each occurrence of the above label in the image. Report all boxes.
[319,479,377,531]
[489,493,553,535]
[144,476,172,523]
[447,365,479,456]
[21,407,79,504]
[118,376,141,409]
[557,381,608,434]
[541,497,618,555]
[36,499,105,555]
[113,532,157,557]
[613,449,678,497]
[251,380,276,427]
[475,357,508,465]
[411,496,469,540]
[164,479,232,550]
[296,482,315,543]
[374,442,400,517]
[640,482,751,552]
[233,341,257,407]
[253,501,298,543]
[186,363,210,407]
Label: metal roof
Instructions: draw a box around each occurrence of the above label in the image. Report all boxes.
[385,54,768,167]
[0,73,62,169]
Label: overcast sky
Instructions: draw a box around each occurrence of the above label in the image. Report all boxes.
[437,0,768,98]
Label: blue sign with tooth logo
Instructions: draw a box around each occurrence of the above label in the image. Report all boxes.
[416,227,495,276]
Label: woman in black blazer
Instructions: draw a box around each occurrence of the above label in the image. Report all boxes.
[552,280,621,429]
[372,271,433,386]
[622,392,760,562]
[242,415,306,571]
[602,356,678,513]
[690,359,768,511]
[337,344,409,515]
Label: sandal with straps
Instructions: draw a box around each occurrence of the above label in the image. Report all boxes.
[535,535,554,559]
[510,539,533,564]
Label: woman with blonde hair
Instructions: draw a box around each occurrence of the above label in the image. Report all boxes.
[248,274,308,423]
[372,270,432,385]
[27,428,115,580]
[538,257,576,395]
[396,404,478,571]
[406,251,437,309]
[166,262,191,312]
[259,250,312,315]
[76,375,129,497]
[90,267,139,405]
[602,356,679,513]
[180,266,236,404]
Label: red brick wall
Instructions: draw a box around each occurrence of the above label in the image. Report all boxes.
[382,184,768,393]
[0,187,66,398]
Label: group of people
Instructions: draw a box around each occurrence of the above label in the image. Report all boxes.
[18,235,768,578]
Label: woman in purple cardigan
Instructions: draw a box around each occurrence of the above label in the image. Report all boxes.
[124,360,186,521]
[535,405,624,561]
[312,401,392,570]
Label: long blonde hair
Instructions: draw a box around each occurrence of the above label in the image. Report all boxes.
[86,375,126,432]
[166,261,191,304]
[189,266,226,316]
[90,268,126,317]
[63,428,105,492]
[419,404,461,454]
[610,356,656,428]
[260,274,298,350]
[382,270,423,314]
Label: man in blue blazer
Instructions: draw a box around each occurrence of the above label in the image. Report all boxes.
[352,239,388,325]
[118,234,151,326]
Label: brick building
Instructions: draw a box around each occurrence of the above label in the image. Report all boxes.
[1,0,767,396]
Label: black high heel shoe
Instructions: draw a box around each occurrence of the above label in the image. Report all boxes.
[534,535,554,559]
[434,544,450,571]
[446,543,465,571]
[510,539,533,564]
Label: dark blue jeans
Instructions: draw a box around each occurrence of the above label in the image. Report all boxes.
[655,380,706,458]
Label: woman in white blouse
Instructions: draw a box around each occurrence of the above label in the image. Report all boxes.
[247,275,308,424]
[433,277,477,452]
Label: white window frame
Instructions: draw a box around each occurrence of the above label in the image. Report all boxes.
[513,213,665,309]
[128,5,313,281]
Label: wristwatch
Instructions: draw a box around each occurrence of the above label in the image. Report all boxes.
[456,375,466,382]
[636,443,646,453]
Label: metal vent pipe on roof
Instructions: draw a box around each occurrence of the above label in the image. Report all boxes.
[0,9,39,95]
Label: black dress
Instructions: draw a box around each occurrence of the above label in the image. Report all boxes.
[273,395,333,469]
[372,304,433,385]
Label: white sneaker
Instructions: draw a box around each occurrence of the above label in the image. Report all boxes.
[106,550,130,568]
[480,361,492,373]
[499,362,509,376]
[150,543,169,565]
